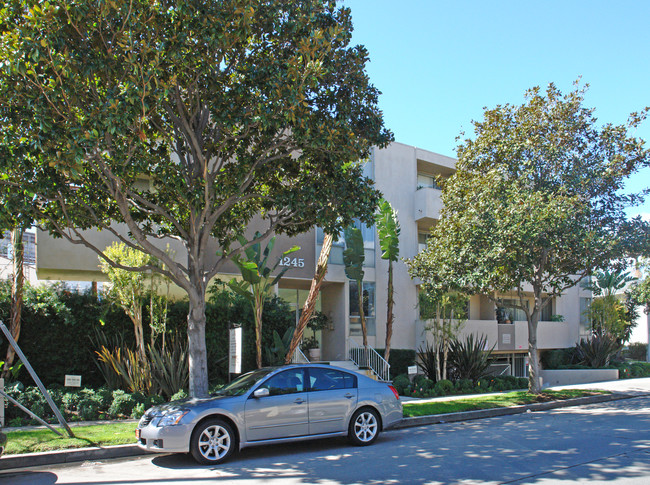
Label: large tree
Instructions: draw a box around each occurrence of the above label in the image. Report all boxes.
[408,82,649,393]
[0,0,391,396]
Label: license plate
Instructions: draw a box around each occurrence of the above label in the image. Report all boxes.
[135,428,141,439]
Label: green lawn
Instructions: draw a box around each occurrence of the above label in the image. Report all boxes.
[403,389,610,417]
[3,390,610,455]
[4,422,137,455]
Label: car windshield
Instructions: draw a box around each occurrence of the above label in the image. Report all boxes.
[214,368,275,396]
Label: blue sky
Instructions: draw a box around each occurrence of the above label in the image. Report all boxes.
[345,1,650,218]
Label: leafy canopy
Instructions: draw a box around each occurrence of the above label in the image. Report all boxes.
[409,82,650,308]
[0,0,391,293]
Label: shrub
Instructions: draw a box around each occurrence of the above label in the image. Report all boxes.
[392,374,411,395]
[170,389,188,402]
[416,342,438,381]
[145,395,166,408]
[62,391,82,412]
[574,334,620,368]
[516,377,528,388]
[455,379,474,392]
[95,387,113,409]
[377,348,417,378]
[131,403,146,419]
[415,378,435,393]
[8,417,26,427]
[78,398,100,421]
[476,379,489,392]
[541,348,574,369]
[490,379,505,392]
[448,334,494,381]
[108,390,136,418]
[435,379,454,395]
[624,343,648,362]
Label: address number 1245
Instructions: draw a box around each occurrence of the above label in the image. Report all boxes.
[279,257,305,268]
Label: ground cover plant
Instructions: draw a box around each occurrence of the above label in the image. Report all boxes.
[402,389,610,417]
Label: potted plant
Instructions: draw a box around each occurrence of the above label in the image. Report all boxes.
[301,336,321,361]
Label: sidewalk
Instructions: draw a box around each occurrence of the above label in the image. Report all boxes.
[2,378,649,470]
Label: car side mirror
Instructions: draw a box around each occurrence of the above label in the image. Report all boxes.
[253,388,270,399]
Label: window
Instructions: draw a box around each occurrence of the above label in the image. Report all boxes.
[317,219,375,267]
[417,173,441,190]
[496,299,528,323]
[540,298,554,322]
[349,281,375,336]
[418,233,430,253]
[258,369,306,396]
[308,368,356,391]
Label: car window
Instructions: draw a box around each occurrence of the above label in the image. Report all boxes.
[308,368,356,391]
[258,369,306,396]
[216,368,274,396]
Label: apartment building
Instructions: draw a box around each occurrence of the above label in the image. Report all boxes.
[35,142,590,377]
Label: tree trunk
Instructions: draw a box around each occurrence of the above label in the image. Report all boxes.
[187,290,209,398]
[133,304,146,361]
[254,290,264,369]
[285,234,333,364]
[358,280,367,348]
[527,311,541,394]
[3,227,24,379]
[384,261,394,363]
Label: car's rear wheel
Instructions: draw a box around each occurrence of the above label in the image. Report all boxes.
[348,408,380,446]
[190,418,236,465]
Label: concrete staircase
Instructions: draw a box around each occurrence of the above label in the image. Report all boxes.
[328,360,378,380]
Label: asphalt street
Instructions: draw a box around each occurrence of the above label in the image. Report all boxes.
[1,381,649,485]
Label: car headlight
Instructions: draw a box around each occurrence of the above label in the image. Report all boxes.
[157,409,189,427]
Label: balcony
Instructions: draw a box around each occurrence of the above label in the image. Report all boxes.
[414,187,443,223]
[416,319,574,352]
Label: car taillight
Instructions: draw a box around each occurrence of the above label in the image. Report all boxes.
[388,385,400,400]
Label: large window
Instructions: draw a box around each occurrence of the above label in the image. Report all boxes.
[317,220,375,267]
[496,299,528,323]
[349,281,375,336]
[417,172,441,190]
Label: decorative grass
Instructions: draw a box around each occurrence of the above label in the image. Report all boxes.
[4,422,137,455]
[403,389,610,417]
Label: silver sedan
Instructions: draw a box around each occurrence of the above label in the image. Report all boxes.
[136,363,403,464]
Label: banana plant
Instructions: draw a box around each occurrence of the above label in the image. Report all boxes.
[228,233,299,368]
[376,198,400,363]
[343,226,367,346]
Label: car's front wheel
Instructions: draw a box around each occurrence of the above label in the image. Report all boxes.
[348,408,380,446]
[190,418,236,465]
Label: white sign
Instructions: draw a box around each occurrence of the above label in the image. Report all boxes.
[502,334,512,344]
[229,327,242,374]
[407,365,418,375]
[65,375,82,387]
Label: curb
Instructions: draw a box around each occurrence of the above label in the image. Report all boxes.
[395,392,648,429]
[1,392,648,470]
[0,444,149,471]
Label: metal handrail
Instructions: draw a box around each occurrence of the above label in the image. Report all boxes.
[291,347,310,364]
[346,338,390,381]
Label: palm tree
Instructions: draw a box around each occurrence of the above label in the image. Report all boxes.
[583,269,636,297]
[229,233,299,368]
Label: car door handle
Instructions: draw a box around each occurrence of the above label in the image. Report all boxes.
[344,393,354,399]
[294,398,306,404]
